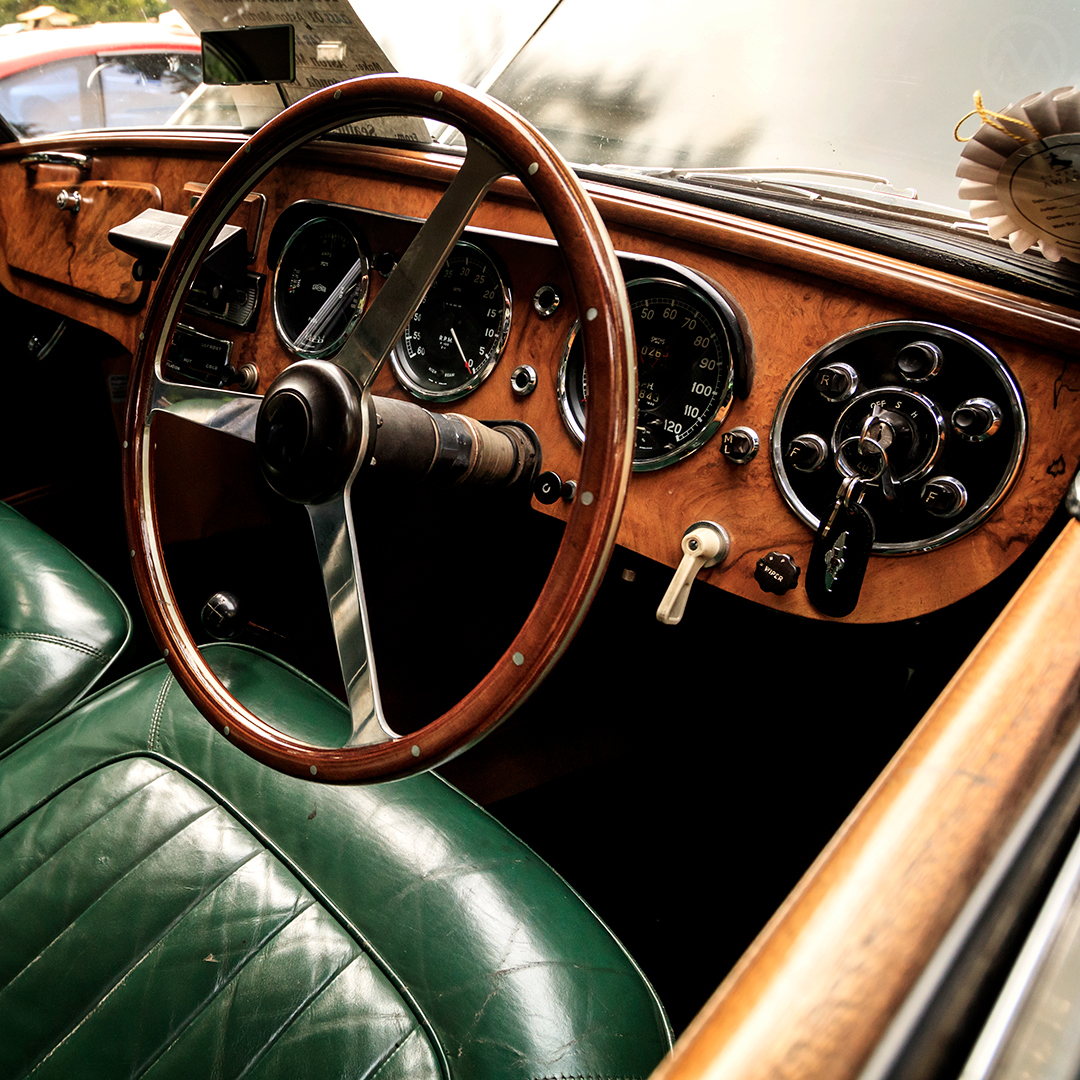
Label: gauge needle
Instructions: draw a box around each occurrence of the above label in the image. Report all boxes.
[294,255,367,352]
[450,327,474,375]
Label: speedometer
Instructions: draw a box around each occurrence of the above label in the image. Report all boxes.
[558,276,738,471]
[273,217,369,360]
[390,241,512,402]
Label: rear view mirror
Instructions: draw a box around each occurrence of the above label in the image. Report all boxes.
[202,25,296,85]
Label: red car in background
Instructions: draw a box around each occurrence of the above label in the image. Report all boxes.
[0,22,200,138]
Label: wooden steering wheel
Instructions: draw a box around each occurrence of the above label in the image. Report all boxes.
[123,75,634,782]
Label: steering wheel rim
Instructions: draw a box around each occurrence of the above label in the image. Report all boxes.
[123,75,634,783]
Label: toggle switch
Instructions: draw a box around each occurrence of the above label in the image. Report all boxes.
[656,521,730,625]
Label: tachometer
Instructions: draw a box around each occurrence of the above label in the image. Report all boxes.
[273,217,369,359]
[390,240,512,402]
[558,276,737,471]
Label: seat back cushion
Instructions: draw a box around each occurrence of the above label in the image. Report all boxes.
[0,501,130,750]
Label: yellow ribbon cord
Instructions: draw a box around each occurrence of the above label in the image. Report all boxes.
[954,90,1042,143]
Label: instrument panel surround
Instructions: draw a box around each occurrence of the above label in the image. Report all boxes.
[1,137,1078,624]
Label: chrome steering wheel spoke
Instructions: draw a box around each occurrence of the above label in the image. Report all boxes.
[333,138,508,391]
[306,492,397,748]
[149,374,261,443]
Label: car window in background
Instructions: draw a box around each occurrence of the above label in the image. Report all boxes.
[356,0,557,88]
[0,55,97,136]
[96,52,201,127]
[0,26,201,139]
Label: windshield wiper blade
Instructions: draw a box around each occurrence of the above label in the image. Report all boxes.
[597,162,979,227]
[612,164,895,186]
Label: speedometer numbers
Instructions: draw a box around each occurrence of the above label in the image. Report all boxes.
[558,276,739,471]
[390,241,512,402]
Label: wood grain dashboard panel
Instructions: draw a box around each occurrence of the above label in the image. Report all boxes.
[5,177,160,304]
[1,134,1078,624]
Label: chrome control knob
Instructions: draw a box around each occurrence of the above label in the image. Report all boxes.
[814,363,859,402]
[952,398,1002,441]
[786,433,829,473]
[921,476,968,518]
[721,426,759,464]
[896,340,943,382]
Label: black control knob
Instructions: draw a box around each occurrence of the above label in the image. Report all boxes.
[755,552,801,595]
[534,470,575,504]
[896,341,943,382]
[786,433,829,473]
[372,251,397,277]
[952,398,1002,441]
[921,476,968,518]
[815,363,859,402]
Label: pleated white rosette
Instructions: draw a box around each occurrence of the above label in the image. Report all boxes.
[957,87,1080,263]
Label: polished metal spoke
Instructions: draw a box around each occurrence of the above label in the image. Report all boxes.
[149,375,262,443]
[334,139,509,390]
[307,492,398,747]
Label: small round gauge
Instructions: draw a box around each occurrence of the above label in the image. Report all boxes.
[558,276,737,471]
[273,217,369,359]
[391,241,511,402]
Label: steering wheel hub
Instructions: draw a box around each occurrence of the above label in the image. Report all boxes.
[256,360,366,504]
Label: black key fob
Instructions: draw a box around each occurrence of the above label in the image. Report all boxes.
[806,496,875,618]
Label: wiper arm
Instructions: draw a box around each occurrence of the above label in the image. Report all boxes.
[610,164,897,188]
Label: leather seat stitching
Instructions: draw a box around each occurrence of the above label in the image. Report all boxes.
[0,763,172,901]
[148,676,173,752]
[103,751,452,1079]
[13,795,226,985]
[0,631,109,664]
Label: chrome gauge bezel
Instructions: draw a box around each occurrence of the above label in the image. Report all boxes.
[390,240,512,403]
[557,272,739,472]
[272,216,369,361]
[770,321,1027,554]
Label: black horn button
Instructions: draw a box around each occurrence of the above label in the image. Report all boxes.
[260,390,311,470]
[256,360,364,504]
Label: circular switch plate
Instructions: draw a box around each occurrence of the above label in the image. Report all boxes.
[770,321,1027,554]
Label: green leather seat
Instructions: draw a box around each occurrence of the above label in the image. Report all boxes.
[0,643,671,1079]
[0,501,130,751]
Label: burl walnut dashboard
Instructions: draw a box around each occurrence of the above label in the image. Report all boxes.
[3,132,1080,624]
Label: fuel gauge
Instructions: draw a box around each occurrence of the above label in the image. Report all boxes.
[273,217,369,359]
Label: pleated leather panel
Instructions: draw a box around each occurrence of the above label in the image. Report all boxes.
[0,757,441,1080]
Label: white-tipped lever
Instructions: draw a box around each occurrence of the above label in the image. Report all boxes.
[656,521,730,625]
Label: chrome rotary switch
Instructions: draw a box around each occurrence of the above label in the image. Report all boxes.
[771,321,1026,559]
[786,433,829,473]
